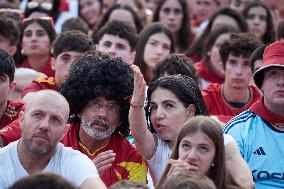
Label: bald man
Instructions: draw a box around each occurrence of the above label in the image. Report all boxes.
[0,90,107,189]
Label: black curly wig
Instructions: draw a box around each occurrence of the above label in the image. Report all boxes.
[60,51,134,137]
[146,74,209,133]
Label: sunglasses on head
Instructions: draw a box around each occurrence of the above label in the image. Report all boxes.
[26,1,53,11]
[22,16,54,28]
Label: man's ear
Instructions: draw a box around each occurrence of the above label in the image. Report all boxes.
[9,81,16,91]
[8,46,17,56]
[129,51,136,65]
[60,123,70,140]
[51,57,56,71]
[19,111,25,130]
[186,104,196,118]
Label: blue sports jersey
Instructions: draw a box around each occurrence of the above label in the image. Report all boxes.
[224,110,284,189]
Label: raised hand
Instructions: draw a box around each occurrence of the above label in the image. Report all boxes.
[130,65,146,108]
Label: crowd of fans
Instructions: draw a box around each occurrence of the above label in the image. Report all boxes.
[0,0,284,188]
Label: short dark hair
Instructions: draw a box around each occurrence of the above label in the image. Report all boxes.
[96,20,137,51]
[0,18,19,46]
[9,172,77,189]
[152,53,198,83]
[250,45,267,72]
[60,51,134,137]
[61,17,89,35]
[0,49,15,82]
[219,33,261,68]
[52,31,93,58]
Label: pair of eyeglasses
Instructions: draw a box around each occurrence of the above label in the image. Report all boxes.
[22,16,54,28]
[26,1,53,11]
[89,101,121,115]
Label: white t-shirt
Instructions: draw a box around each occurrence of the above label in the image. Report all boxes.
[146,134,234,186]
[147,136,171,186]
[0,141,99,189]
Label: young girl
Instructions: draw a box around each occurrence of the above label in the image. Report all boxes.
[157,116,241,189]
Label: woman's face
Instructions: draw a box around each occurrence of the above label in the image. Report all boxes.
[150,88,195,144]
[179,131,216,175]
[80,0,101,26]
[143,32,171,71]
[108,9,136,31]
[209,33,231,77]
[158,0,183,33]
[22,22,51,56]
[246,6,267,39]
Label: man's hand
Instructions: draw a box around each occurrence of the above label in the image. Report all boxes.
[93,150,116,176]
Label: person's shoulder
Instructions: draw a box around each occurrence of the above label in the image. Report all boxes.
[202,83,221,94]
[223,110,258,133]
[0,141,18,161]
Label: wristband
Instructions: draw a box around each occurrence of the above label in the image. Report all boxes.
[130,102,144,109]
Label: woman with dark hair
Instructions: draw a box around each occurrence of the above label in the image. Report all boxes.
[95,3,143,34]
[157,116,241,189]
[134,23,174,85]
[129,65,254,188]
[195,25,240,89]
[243,1,275,44]
[129,65,208,186]
[152,0,193,53]
[79,0,102,32]
[187,7,247,62]
[17,17,56,77]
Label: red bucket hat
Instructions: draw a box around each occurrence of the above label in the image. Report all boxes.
[253,41,284,89]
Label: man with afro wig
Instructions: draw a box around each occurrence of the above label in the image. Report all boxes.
[60,51,147,187]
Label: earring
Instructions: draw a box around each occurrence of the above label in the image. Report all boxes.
[21,49,25,55]
[211,162,215,167]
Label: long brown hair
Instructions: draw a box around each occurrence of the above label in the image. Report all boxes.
[157,116,231,189]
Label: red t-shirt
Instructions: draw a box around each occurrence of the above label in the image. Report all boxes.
[61,124,147,187]
[22,76,58,97]
[17,57,55,77]
[0,99,25,130]
[202,83,261,123]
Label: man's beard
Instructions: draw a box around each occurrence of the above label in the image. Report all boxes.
[81,117,119,140]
